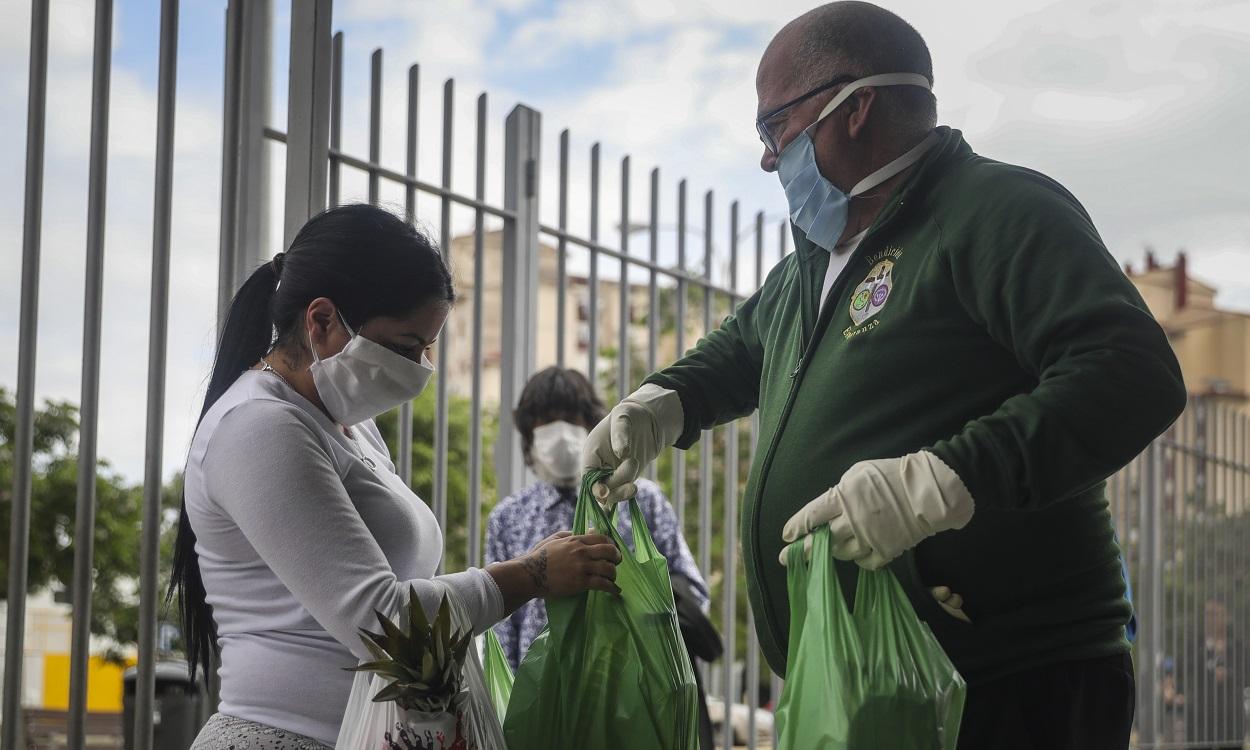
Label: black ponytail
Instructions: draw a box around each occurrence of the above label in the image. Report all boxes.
[168,204,453,680]
[169,260,279,681]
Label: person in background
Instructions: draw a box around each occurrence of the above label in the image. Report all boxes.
[1179,596,1248,748]
[486,366,710,671]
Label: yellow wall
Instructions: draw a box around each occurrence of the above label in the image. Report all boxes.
[1130,268,1250,406]
[42,654,134,713]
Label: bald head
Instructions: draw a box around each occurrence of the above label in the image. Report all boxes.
[759,2,936,136]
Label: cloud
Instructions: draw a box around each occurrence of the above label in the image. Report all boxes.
[0,0,225,483]
[956,0,1250,313]
[3,0,1248,485]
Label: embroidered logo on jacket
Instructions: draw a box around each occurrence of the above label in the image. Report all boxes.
[849,259,894,327]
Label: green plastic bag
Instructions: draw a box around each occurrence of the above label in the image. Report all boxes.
[502,471,699,750]
[775,528,966,750]
[481,628,513,722]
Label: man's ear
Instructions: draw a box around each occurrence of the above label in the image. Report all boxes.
[846,87,878,141]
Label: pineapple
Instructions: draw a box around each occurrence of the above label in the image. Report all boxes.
[349,587,474,715]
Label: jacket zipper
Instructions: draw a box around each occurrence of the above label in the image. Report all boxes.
[748,215,901,665]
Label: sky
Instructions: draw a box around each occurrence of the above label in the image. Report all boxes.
[2,0,1249,484]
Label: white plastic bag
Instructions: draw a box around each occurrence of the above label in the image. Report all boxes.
[335,584,506,750]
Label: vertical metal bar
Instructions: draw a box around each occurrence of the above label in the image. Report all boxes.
[672,179,687,529]
[1167,420,1180,746]
[779,220,789,258]
[722,419,739,750]
[699,190,714,579]
[745,604,760,749]
[730,202,740,300]
[1223,407,1233,743]
[218,0,271,312]
[1188,403,1200,748]
[68,3,114,746]
[698,190,714,692]
[1235,412,1245,745]
[642,167,659,483]
[3,4,49,748]
[1210,403,1220,744]
[588,144,600,394]
[1229,410,1237,747]
[283,0,332,248]
[755,211,765,290]
[1156,435,1169,745]
[404,65,419,221]
[1229,409,1239,744]
[1229,409,1239,745]
[497,104,542,497]
[556,130,569,368]
[1180,407,1190,750]
[1215,406,1225,742]
[328,31,343,207]
[1239,411,1248,746]
[746,404,761,750]
[1210,404,1219,743]
[367,49,381,205]
[217,2,242,324]
[722,202,741,750]
[397,63,419,487]
[647,168,659,375]
[468,92,487,568]
[1138,438,1162,744]
[1200,400,1212,744]
[232,0,270,279]
[434,79,454,565]
[135,3,179,747]
[618,156,630,401]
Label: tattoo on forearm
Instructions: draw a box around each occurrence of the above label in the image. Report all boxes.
[523,549,549,595]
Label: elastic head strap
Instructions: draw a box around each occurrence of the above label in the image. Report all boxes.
[813,72,932,124]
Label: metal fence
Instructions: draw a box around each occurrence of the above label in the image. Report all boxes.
[2,2,1247,750]
[1114,399,1250,749]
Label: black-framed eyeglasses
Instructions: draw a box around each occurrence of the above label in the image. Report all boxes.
[756,74,856,155]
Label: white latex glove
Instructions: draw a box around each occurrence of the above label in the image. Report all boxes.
[582,384,684,506]
[779,451,974,571]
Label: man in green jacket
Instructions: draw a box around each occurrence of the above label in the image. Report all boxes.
[583,2,1186,747]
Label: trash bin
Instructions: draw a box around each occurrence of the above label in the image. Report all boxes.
[122,660,205,750]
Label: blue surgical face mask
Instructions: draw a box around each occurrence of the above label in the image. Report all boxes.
[776,73,935,250]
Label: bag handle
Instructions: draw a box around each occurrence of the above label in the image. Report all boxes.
[575,470,654,565]
[806,529,862,660]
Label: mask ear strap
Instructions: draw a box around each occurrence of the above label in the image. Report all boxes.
[849,129,941,197]
[337,310,357,338]
[307,323,322,365]
[811,72,932,128]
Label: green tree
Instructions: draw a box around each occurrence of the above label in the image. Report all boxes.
[0,387,152,657]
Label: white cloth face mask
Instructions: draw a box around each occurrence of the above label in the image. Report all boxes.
[530,420,589,488]
[308,313,436,426]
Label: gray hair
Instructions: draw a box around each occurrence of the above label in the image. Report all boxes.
[788,2,937,137]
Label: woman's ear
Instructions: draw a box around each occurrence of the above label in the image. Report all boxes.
[305,297,341,358]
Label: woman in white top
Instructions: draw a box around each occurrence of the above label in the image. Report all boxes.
[171,204,622,748]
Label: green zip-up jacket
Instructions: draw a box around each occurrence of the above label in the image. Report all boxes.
[644,127,1186,686]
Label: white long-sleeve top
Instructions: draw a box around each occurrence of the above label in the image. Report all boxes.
[184,370,503,745]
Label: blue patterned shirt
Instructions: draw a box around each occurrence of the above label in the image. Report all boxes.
[485,478,709,669]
